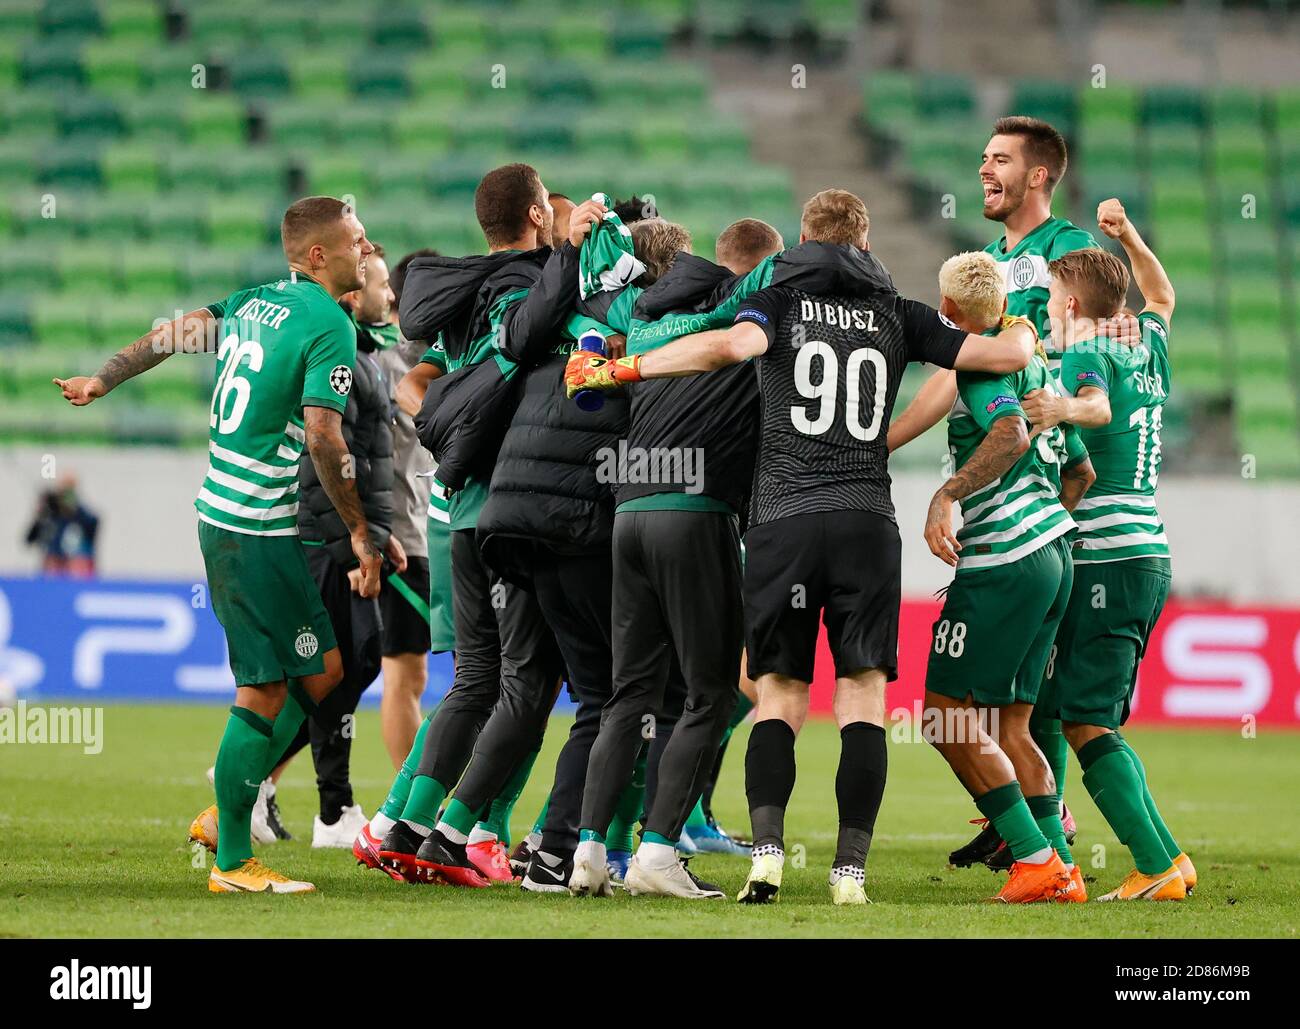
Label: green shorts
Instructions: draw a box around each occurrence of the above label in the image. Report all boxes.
[1039,557,1171,729]
[198,520,336,686]
[925,535,1074,708]
[427,509,456,654]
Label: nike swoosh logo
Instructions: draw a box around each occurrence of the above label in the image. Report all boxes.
[244,780,262,789]
[534,862,566,881]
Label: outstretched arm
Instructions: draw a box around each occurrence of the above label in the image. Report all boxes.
[54,308,218,405]
[923,416,1030,566]
[888,369,956,452]
[564,321,767,397]
[951,316,1037,374]
[1097,198,1175,325]
[1021,384,1111,430]
[304,405,382,598]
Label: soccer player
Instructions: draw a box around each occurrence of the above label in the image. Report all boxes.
[55,196,383,892]
[566,188,1040,904]
[268,240,403,849]
[1022,199,1194,901]
[916,250,1095,903]
[895,116,1099,866]
[369,168,602,886]
[571,218,785,899]
[375,248,441,770]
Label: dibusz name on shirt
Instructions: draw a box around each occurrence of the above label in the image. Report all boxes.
[595,442,704,494]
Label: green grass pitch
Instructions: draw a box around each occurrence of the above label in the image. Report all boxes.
[1,705,1296,938]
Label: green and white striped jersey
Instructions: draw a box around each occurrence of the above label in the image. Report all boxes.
[1060,311,1171,563]
[948,355,1087,572]
[197,273,355,536]
[984,216,1097,373]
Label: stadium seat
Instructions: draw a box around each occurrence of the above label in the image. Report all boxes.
[370,5,433,52]
[1144,85,1206,127]
[81,194,143,244]
[350,51,410,99]
[0,292,32,347]
[40,144,103,191]
[184,96,248,147]
[59,92,126,142]
[33,293,97,349]
[286,49,352,100]
[0,143,38,190]
[1011,80,1077,130]
[226,50,292,97]
[205,195,272,250]
[392,107,454,153]
[83,40,146,93]
[1233,328,1292,379]
[1171,325,1228,395]
[103,0,164,43]
[185,252,244,299]
[121,247,183,296]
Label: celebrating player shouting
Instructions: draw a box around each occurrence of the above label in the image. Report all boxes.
[56,197,383,893]
[1026,200,1194,901]
[566,188,1040,904]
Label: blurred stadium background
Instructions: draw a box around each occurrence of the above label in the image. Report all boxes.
[0,0,1296,726]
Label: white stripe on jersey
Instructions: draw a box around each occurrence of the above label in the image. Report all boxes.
[205,466,301,502]
[1071,510,1164,532]
[1074,531,1169,551]
[197,487,299,521]
[961,473,1055,524]
[196,511,300,538]
[1074,492,1158,511]
[284,421,306,444]
[960,501,1071,548]
[426,502,451,524]
[956,518,1074,571]
[209,441,299,478]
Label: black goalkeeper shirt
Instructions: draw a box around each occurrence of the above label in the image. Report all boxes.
[734,286,968,526]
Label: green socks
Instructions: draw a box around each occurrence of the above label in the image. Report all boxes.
[214,706,273,872]
[439,797,479,838]
[476,746,541,846]
[379,713,433,822]
[1030,714,1068,804]
[401,774,450,831]
[261,680,315,780]
[974,781,1051,862]
[1116,734,1181,863]
[1079,733,1176,874]
[684,795,709,831]
[1026,794,1073,865]
[530,792,551,836]
[606,750,646,852]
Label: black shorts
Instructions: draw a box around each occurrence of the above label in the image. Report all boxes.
[743,510,901,684]
[380,556,432,657]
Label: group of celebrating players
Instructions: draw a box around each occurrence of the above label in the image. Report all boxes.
[55,112,1195,907]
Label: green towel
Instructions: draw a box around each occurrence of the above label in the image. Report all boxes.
[578,192,645,300]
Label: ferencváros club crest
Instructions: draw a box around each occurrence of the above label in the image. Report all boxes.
[1011,256,1035,290]
[294,629,319,659]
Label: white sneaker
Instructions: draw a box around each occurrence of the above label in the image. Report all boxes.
[570,855,614,897]
[624,855,725,899]
[312,803,368,848]
[251,780,278,845]
[829,873,870,906]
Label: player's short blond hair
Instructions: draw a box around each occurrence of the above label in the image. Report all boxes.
[800,188,869,247]
[938,251,1005,330]
[630,218,692,285]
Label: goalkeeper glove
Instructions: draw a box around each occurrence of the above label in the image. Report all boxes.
[564,350,643,398]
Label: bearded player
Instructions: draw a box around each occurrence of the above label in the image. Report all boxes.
[55,197,382,893]
[1023,200,1194,901]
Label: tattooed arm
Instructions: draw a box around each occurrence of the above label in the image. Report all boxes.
[1058,456,1096,513]
[54,308,218,406]
[304,404,382,598]
[924,416,1030,566]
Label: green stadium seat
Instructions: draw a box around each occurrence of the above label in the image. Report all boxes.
[0,292,32,347]
[1144,85,1205,127]
[38,0,102,40]
[1144,125,1204,179]
[351,51,410,98]
[1078,82,1139,130]
[21,40,83,90]
[686,116,750,161]
[252,8,312,49]
[143,47,208,92]
[1238,426,1300,478]
[56,245,118,294]
[371,154,432,198]
[0,2,38,39]
[185,252,244,299]
[406,57,469,103]
[103,0,164,43]
[304,153,369,200]
[83,40,146,93]
[226,50,292,96]
[454,107,515,153]
[80,195,143,244]
[1170,325,1228,395]
[0,143,38,189]
[206,195,272,250]
[96,298,175,349]
[0,40,17,92]
[1272,87,1300,135]
[429,156,493,204]
[39,144,102,190]
[162,146,226,194]
[121,246,183,296]
[1011,79,1077,129]
[1226,282,1286,333]
[59,92,125,141]
[392,106,454,153]
[4,90,59,142]
[514,109,576,156]
[145,196,203,243]
[1233,328,1293,379]
[1165,272,1220,327]
[314,7,370,51]
[33,293,97,349]
[1151,180,1209,223]
[1236,378,1298,436]
[186,7,254,49]
[633,115,689,163]
[864,69,914,134]
[334,102,395,151]
[285,49,351,100]
[1210,88,1265,130]
[101,142,160,194]
[1220,222,1283,277]
[916,73,975,120]
[611,14,669,58]
[547,13,609,59]
[371,5,432,51]
[121,93,184,145]
[531,65,593,107]
[184,96,247,147]
[243,247,291,287]
[264,100,336,149]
